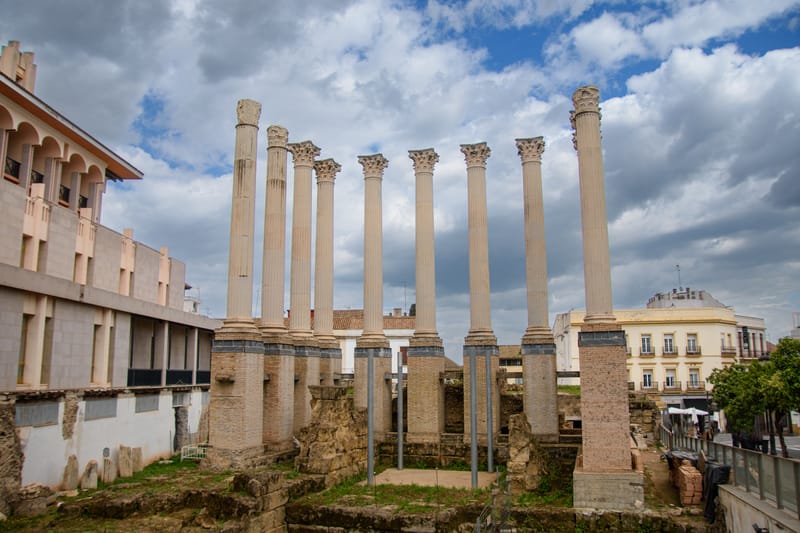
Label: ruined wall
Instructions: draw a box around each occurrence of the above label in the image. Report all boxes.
[295,386,367,487]
[444,383,463,433]
[0,398,22,515]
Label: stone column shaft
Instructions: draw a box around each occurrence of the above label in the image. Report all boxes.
[224,99,260,326]
[261,125,289,333]
[288,141,320,336]
[314,159,342,387]
[460,143,495,342]
[358,154,390,342]
[409,149,439,338]
[571,87,614,324]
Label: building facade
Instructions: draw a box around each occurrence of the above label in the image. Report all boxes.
[554,288,766,407]
[332,308,415,374]
[0,41,220,490]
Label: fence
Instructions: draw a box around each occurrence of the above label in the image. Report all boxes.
[660,424,800,519]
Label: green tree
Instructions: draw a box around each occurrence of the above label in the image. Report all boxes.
[709,338,800,457]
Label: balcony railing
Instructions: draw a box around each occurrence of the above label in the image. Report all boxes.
[165,369,192,386]
[640,348,655,357]
[663,347,677,356]
[627,381,635,390]
[686,380,705,391]
[196,370,211,384]
[30,169,44,184]
[686,345,702,356]
[4,156,20,182]
[662,381,682,393]
[640,380,658,391]
[721,345,737,356]
[127,368,162,387]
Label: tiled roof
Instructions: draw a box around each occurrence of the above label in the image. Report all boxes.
[284,309,416,330]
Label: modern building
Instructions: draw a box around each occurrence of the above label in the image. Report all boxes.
[553,288,767,408]
[332,308,415,374]
[0,41,220,490]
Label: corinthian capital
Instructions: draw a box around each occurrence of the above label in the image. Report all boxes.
[572,85,600,115]
[358,153,389,178]
[236,99,261,127]
[288,141,321,166]
[267,125,288,148]
[515,137,545,163]
[460,142,491,168]
[314,158,341,183]
[408,148,439,173]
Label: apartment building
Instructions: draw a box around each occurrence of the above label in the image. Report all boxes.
[553,288,766,408]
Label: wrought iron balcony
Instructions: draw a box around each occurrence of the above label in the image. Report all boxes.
[721,345,737,356]
[663,347,677,356]
[686,380,705,391]
[662,381,682,393]
[640,380,658,390]
[686,345,702,356]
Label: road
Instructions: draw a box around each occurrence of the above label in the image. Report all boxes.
[713,432,800,459]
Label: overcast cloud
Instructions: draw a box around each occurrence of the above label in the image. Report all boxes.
[2,0,798,360]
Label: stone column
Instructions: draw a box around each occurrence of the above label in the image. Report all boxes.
[354,154,392,437]
[313,158,342,386]
[223,99,260,330]
[516,137,558,442]
[260,125,295,450]
[207,99,264,469]
[570,85,641,510]
[460,142,499,446]
[287,141,321,433]
[407,149,444,443]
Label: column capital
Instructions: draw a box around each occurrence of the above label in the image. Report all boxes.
[408,148,439,173]
[314,158,341,183]
[288,140,320,166]
[572,85,600,115]
[515,137,545,163]
[267,125,288,148]
[358,153,389,178]
[236,99,261,127]
[460,142,491,168]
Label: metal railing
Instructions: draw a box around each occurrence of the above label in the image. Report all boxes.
[475,475,510,532]
[660,424,800,518]
[686,345,702,355]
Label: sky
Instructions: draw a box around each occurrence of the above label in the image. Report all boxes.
[2,0,799,361]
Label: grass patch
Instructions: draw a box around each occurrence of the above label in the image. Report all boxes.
[302,475,491,513]
[557,385,580,396]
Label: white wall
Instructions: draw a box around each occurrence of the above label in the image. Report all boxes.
[17,389,207,488]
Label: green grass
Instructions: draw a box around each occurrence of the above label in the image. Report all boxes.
[557,385,581,396]
[302,474,491,513]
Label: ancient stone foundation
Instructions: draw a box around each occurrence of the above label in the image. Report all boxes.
[295,386,367,487]
[0,398,22,516]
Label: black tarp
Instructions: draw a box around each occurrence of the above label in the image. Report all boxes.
[703,461,731,523]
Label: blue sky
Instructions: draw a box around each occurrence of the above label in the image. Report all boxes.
[2,0,799,359]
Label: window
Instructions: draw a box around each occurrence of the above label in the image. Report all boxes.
[642,370,653,389]
[687,334,698,354]
[135,394,159,413]
[665,369,676,388]
[84,397,117,420]
[664,334,675,354]
[641,334,652,355]
[689,369,700,388]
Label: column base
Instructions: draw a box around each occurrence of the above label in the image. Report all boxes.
[204,444,266,471]
[521,341,559,443]
[407,345,445,438]
[464,331,497,346]
[410,333,443,348]
[462,344,499,445]
[573,468,644,511]
[354,346,392,438]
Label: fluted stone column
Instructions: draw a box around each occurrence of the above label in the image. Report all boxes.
[354,154,392,437]
[314,158,342,386]
[407,149,445,443]
[516,137,559,443]
[207,99,264,469]
[260,125,295,450]
[460,142,499,446]
[288,141,321,433]
[571,85,641,511]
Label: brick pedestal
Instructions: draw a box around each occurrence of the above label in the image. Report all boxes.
[407,345,445,443]
[463,343,499,445]
[354,346,392,438]
[262,339,295,451]
[521,342,559,443]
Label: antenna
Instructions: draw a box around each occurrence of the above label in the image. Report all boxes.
[675,264,682,290]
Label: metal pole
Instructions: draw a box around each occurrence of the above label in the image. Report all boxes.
[485,350,494,473]
[397,352,403,470]
[470,349,478,488]
[368,350,374,486]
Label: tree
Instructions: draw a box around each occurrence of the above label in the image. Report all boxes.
[709,338,800,457]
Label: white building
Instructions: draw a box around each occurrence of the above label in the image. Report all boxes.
[553,288,767,407]
[332,308,415,374]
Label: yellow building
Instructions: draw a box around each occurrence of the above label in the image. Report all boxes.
[553,288,766,407]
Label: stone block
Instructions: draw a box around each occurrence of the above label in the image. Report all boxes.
[79,460,98,490]
[131,447,143,473]
[101,457,116,484]
[14,483,54,517]
[62,455,79,490]
[118,446,133,478]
